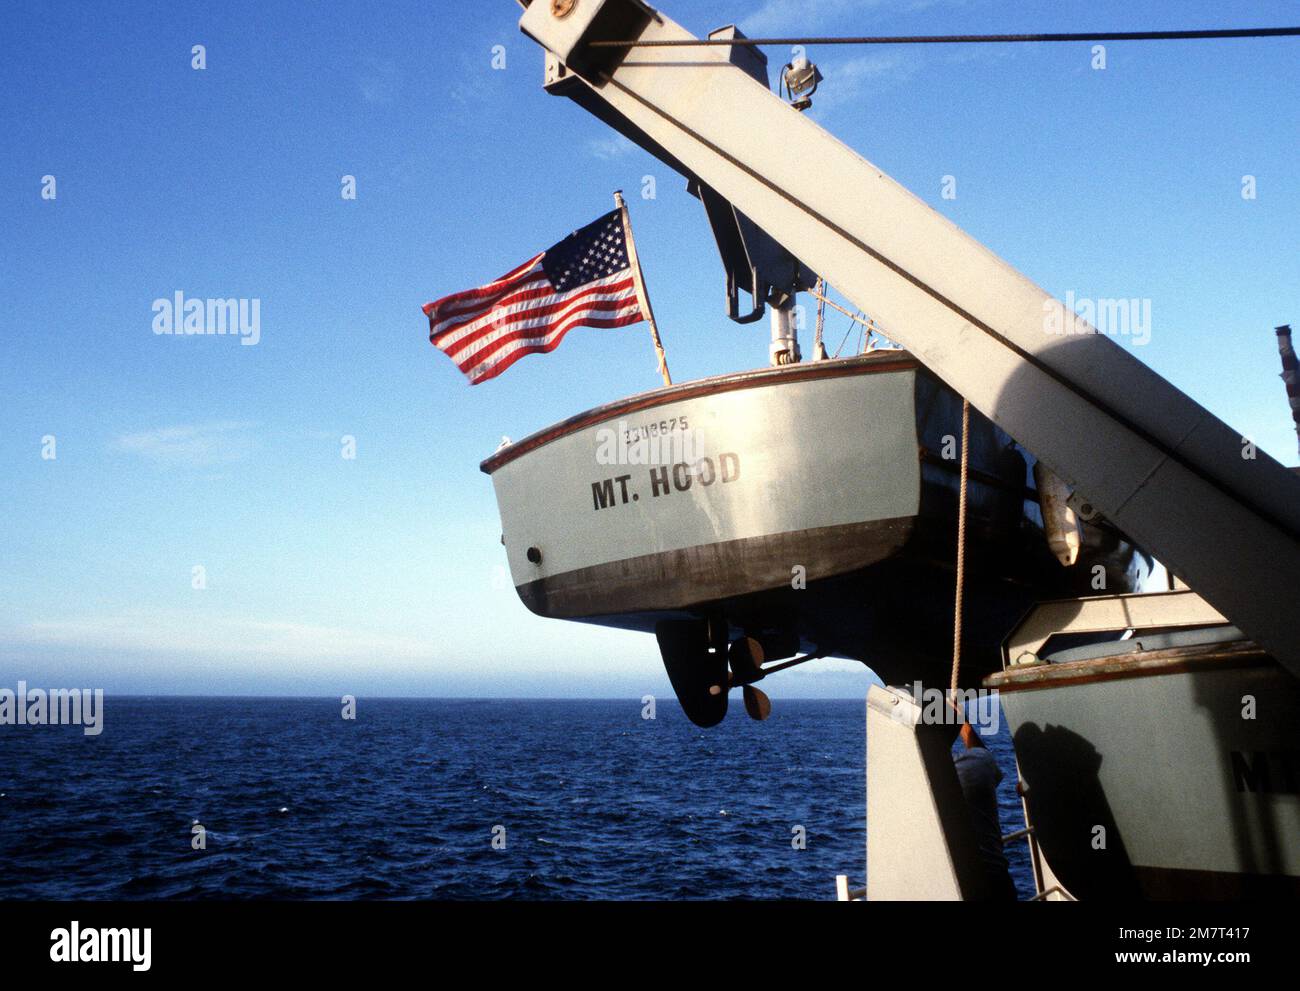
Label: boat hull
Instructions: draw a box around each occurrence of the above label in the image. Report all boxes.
[988,642,1300,899]
[482,353,1148,686]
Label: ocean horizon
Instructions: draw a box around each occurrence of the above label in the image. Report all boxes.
[2,697,1030,900]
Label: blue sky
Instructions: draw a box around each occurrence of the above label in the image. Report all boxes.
[1,0,1297,697]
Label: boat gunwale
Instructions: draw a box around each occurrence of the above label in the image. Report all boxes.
[480,350,918,474]
[983,638,1275,694]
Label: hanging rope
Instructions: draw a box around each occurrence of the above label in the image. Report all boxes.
[950,398,971,696]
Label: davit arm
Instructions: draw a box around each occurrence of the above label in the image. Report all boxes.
[514,0,1300,679]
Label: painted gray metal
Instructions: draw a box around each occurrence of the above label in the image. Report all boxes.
[515,0,1300,678]
[866,685,989,900]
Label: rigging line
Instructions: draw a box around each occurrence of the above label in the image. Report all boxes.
[950,399,971,696]
[832,312,856,359]
[812,286,869,357]
[809,285,873,328]
[589,27,1300,48]
[809,285,888,352]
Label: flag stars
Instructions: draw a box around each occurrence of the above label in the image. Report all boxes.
[542,209,633,291]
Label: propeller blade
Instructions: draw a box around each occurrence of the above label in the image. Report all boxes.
[742,685,772,721]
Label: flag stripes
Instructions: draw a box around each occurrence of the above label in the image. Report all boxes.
[424,210,647,385]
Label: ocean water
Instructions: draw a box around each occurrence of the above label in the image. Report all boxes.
[0,698,1032,900]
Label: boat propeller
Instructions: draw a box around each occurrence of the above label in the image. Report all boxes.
[742,684,772,721]
[655,620,820,727]
[722,635,772,721]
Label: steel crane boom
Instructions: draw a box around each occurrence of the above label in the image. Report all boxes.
[515,0,1300,678]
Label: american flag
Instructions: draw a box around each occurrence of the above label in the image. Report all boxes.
[425,209,647,384]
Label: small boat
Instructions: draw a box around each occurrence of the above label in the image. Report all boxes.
[986,600,1300,898]
[483,348,1150,723]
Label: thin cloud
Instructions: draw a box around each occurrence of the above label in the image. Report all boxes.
[731,0,996,119]
[113,421,255,468]
[807,50,920,113]
[741,0,958,36]
[9,612,436,662]
[586,134,635,160]
[802,40,1014,118]
[359,56,400,105]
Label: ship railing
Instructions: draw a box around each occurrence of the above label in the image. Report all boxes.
[1001,825,1033,846]
[1029,886,1075,901]
[834,875,866,901]
[834,825,1074,901]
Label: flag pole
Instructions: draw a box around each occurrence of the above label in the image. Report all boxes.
[1277,324,1300,459]
[614,190,672,387]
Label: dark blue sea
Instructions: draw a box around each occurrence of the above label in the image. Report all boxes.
[0,698,1032,899]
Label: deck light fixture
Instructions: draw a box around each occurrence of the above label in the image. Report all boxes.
[781,55,822,110]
